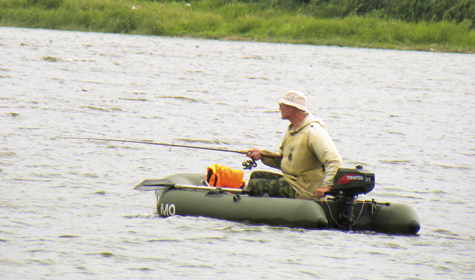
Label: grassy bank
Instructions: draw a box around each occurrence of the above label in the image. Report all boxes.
[1,0,474,53]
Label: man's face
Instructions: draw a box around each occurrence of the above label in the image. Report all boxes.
[279,103,292,120]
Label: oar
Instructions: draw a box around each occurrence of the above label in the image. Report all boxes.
[57,137,281,158]
[134,179,248,193]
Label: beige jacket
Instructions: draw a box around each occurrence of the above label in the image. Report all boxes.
[262,113,343,199]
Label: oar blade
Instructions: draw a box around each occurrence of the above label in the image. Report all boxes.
[134,179,175,191]
[134,179,248,194]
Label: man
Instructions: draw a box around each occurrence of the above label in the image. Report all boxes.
[246,90,342,199]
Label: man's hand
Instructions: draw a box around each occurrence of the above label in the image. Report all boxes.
[247,149,263,161]
[315,186,331,198]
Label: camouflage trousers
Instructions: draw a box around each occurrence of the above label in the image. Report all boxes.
[246,171,296,198]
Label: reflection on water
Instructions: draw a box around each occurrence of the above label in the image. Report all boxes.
[0,27,474,279]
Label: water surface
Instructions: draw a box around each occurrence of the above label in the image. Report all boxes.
[1,27,474,279]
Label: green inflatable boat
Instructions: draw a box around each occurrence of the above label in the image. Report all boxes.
[135,167,420,235]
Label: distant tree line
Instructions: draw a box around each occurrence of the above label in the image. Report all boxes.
[284,0,473,24]
[174,0,475,26]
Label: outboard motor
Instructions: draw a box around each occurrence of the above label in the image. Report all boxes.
[330,165,375,230]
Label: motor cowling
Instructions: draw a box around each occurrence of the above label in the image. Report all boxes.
[331,165,375,197]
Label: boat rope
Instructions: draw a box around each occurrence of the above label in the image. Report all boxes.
[324,200,346,229]
[323,199,366,230]
[352,200,365,227]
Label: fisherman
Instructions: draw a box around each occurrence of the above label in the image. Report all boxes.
[246,90,343,199]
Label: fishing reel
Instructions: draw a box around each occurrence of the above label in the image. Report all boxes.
[242,159,257,170]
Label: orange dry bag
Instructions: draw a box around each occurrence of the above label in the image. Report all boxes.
[206,164,245,189]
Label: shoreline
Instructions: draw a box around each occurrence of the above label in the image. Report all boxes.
[1,0,474,54]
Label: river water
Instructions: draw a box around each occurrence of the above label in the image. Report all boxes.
[1,27,473,279]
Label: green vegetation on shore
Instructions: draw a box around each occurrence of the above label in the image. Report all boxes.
[1,0,474,53]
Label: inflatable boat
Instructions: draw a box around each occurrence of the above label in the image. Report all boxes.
[135,167,420,235]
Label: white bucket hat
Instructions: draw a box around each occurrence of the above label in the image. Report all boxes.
[280,90,307,112]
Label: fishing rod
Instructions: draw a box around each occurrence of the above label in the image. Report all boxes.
[58,137,281,158]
